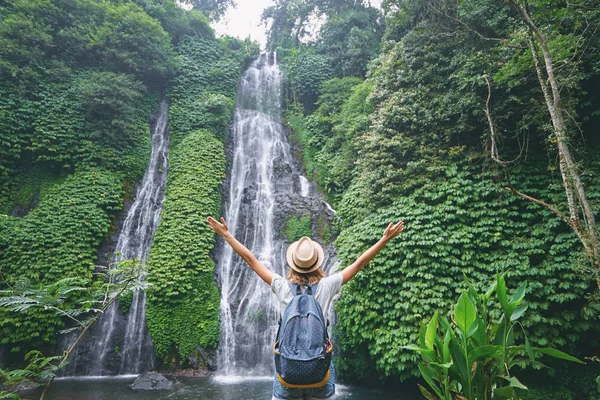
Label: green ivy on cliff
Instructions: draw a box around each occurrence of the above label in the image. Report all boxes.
[144,34,256,365]
[146,129,224,363]
[0,0,215,361]
[0,168,123,351]
[334,158,600,381]
[274,0,600,385]
[168,36,257,144]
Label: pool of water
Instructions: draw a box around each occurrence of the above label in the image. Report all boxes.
[21,375,420,400]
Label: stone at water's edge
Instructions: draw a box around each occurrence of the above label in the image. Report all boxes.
[129,372,173,390]
[3,379,40,394]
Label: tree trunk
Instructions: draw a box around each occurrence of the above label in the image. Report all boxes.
[510,0,600,288]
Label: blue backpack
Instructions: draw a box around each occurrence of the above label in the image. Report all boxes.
[274,282,333,388]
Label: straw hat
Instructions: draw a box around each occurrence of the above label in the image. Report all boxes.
[286,237,324,274]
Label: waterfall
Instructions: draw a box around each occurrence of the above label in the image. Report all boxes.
[299,176,310,197]
[216,53,336,376]
[63,99,170,376]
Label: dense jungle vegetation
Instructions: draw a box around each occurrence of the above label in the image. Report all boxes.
[0,0,258,373]
[1,0,599,397]
[263,0,600,396]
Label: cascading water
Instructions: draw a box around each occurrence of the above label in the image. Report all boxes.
[216,53,336,376]
[63,99,169,376]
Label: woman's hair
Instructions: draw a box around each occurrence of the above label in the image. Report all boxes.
[288,266,326,285]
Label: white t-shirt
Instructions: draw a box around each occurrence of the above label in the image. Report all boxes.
[270,272,343,326]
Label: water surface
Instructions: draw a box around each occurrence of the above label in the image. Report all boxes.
[25,376,420,400]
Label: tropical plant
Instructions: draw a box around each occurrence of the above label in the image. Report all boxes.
[0,259,147,399]
[404,273,583,400]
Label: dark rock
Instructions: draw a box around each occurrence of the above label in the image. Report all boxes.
[5,379,41,394]
[129,372,173,391]
[188,346,218,371]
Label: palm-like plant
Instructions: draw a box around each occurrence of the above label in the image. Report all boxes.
[0,259,148,399]
[404,273,583,400]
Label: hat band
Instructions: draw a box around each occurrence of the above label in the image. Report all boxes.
[293,256,319,272]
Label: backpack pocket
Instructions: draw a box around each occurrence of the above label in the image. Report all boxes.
[274,339,333,388]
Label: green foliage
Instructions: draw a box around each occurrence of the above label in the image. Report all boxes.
[0,0,250,367]
[262,0,317,50]
[315,5,383,78]
[285,215,312,243]
[0,169,123,350]
[515,362,600,400]
[0,0,175,85]
[182,0,236,22]
[405,273,582,400]
[0,260,147,396]
[146,130,224,363]
[131,0,214,44]
[26,71,151,179]
[334,160,600,381]
[119,291,133,314]
[278,0,600,385]
[286,77,373,205]
[168,36,252,145]
[0,391,20,400]
[0,167,64,216]
[281,48,333,114]
[143,32,250,366]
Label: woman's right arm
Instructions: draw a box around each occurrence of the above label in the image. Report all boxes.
[207,216,274,285]
[341,221,404,285]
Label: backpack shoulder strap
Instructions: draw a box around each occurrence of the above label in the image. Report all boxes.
[306,283,319,296]
[288,282,301,295]
[287,282,319,295]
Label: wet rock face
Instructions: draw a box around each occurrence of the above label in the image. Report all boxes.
[188,346,218,372]
[129,372,173,390]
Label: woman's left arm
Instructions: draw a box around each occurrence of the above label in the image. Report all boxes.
[341,221,404,285]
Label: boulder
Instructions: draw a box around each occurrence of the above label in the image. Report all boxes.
[129,372,173,391]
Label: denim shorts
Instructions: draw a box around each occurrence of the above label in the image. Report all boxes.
[272,364,336,400]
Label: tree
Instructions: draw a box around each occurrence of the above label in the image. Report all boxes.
[315,5,383,78]
[505,0,600,288]
[181,0,236,21]
[262,0,318,50]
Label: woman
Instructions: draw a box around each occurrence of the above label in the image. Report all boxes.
[207,216,404,399]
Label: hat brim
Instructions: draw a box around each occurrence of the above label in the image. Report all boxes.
[286,238,324,274]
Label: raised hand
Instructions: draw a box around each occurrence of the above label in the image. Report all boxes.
[207,216,230,238]
[206,216,273,284]
[382,221,404,242]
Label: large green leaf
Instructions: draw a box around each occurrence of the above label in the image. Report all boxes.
[418,363,444,399]
[533,347,584,364]
[500,375,528,390]
[510,303,528,321]
[443,329,452,363]
[509,282,527,305]
[425,311,439,350]
[449,336,469,388]
[506,282,527,317]
[454,292,477,337]
[484,280,497,301]
[418,384,438,400]
[524,335,535,361]
[497,273,508,311]
[402,344,422,351]
[470,345,503,362]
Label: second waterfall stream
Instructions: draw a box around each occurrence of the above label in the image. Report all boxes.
[215,53,336,376]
